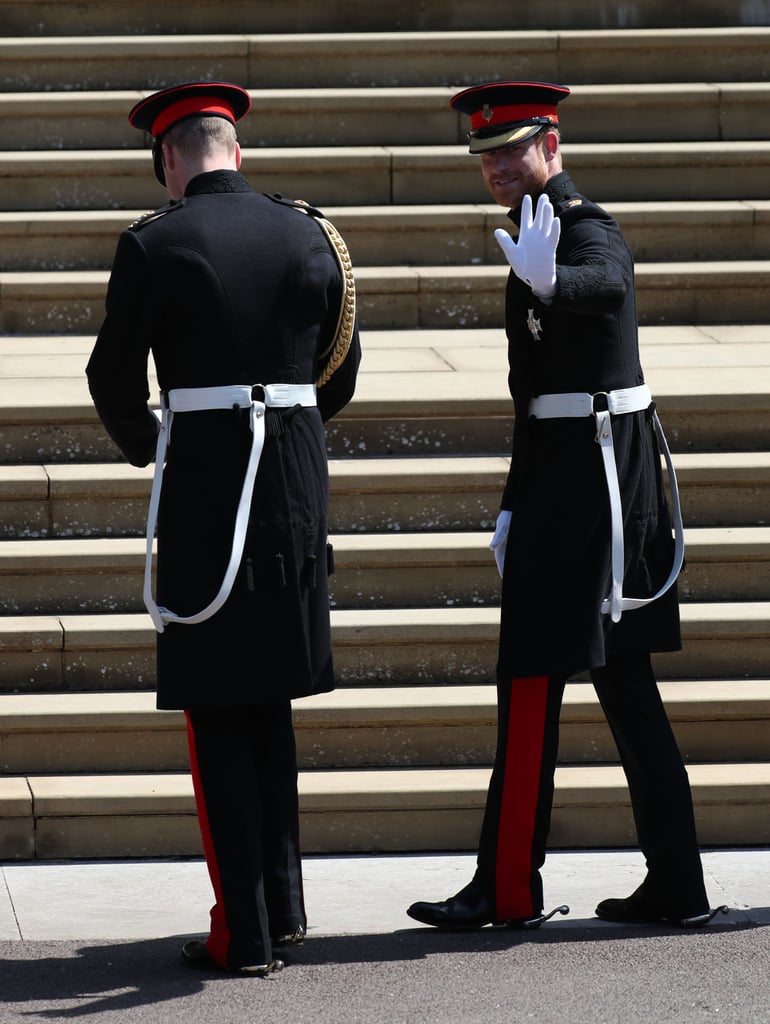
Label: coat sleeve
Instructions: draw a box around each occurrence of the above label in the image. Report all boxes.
[316,318,361,422]
[86,230,160,467]
[542,209,631,315]
[311,227,361,423]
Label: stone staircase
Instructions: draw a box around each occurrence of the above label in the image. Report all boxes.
[1,1,769,859]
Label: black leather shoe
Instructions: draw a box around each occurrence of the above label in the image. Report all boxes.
[181,939,284,975]
[407,877,569,931]
[407,878,495,931]
[180,939,220,970]
[595,888,729,927]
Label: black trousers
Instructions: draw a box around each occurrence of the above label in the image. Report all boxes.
[185,702,305,969]
[475,652,708,920]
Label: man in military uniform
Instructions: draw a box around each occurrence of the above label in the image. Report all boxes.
[407,82,724,931]
[86,82,360,974]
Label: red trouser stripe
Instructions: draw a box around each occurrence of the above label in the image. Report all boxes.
[495,676,550,920]
[185,711,230,967]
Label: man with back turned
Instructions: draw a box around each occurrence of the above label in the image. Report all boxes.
[87,81,360,973]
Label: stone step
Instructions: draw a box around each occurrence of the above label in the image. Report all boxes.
[0,0,764,866]
[1,680,768,774]
[0,527,768,616]
[1,327,769,463]
[3,261,770,336]
[342,529,770,607]
[1,0,762,37]
[2,29,769,90]
[3,201,770,272]
[333,326,770,456]
[2,458,508,538]
[2,603,770,693]
[2,142,769,212]
[3,449,770,541]
[2,760,767,859]
[3,83,768,151]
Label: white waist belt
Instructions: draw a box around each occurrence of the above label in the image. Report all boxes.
[528,383,684,623]
[144,383,317,633]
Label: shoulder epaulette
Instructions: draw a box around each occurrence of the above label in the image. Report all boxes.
[262,192,325,220]
[128,199,185,232]
[553,195,585,214]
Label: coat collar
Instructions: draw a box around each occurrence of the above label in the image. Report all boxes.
[184,169,252,197]
[507,170,575,226]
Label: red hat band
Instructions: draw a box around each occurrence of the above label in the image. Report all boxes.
[470,103,559,131]
[150,95,237,137]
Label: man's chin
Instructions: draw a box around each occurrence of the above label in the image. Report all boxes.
[491,188,524,210]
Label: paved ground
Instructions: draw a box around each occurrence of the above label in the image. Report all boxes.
[0,849,768,1023]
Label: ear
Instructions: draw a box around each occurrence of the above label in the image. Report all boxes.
[542,130,560,162]
[161,140,176,172]
[234,142,242,170]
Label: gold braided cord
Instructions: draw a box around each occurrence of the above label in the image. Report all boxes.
[314,217,356,388]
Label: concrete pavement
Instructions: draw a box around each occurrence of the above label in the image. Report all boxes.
[1,848,767,941]
[0,850,768,1024]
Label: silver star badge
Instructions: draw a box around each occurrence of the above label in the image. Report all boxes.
[527,308,543,340]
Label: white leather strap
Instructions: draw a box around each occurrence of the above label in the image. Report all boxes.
[528,384,684,622]
[165,382,316,413]
[529,383,652,420]
[144,383,317,633]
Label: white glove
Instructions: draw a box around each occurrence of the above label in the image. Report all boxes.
[494,193,560,299]
[489,509,512,578]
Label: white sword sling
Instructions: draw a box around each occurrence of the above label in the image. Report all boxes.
[143,383,317,633]
[528,383,685,623]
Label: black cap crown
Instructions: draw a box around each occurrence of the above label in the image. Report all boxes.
[451,81,570,153]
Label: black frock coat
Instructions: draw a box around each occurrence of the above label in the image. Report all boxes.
[497,170,681,682]
[87,170,360,710]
